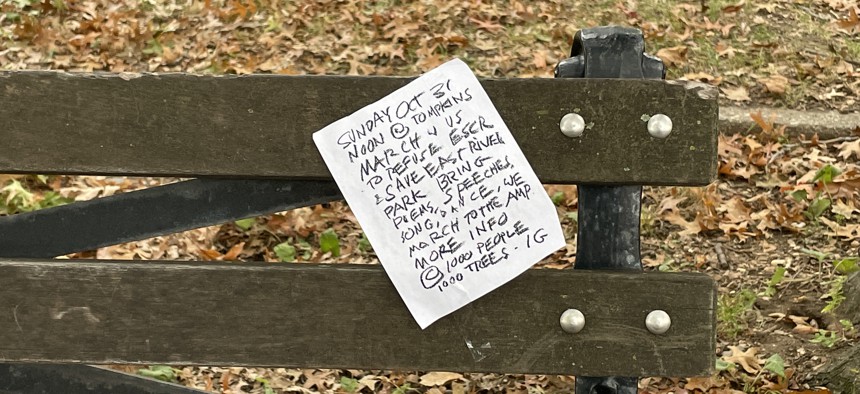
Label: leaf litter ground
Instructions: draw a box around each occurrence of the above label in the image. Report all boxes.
[1,0,860,393]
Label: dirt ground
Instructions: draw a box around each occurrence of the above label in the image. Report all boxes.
[1,0,859,393]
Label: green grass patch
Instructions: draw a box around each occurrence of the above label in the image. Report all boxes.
[718,289,757,339]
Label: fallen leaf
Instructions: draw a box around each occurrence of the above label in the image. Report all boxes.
[762,367,794,390]
[793,324,820,335]
[469,17,503,33]
[832,199,858,218]
[419,372,463,387]
[199,248,223,261]
[722,346,761,374]
[685,376,727,390]
[836,7,860,31]
[837,139,860,160]
[663,211,702,236]
[819,217,860,239]
[302,370,334,389]
[750,111,779,134]
[684,72,722,84]
[533,51,546,69]
[722,196,751,223]
[721,0,746,13]
[716,41,742,58]
[758,75,790,94]
[722,86,751,101]
[656,45,688,67]
[222,242,245,260]
[658,195,687,214]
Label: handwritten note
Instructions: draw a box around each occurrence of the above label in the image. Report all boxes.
[313,59,565,328]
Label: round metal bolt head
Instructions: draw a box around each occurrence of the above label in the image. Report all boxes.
[559,113,585,138]
[559,309,585,333]
[645,310,671,334]
[647,114,673,138]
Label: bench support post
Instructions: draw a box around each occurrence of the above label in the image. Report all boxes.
[556,26,665,394]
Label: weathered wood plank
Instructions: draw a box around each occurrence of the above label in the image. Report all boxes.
[0,179,342,258]
[0,260,716,377]
[0,72,718,185]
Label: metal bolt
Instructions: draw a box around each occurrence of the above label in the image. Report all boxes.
[647,114,673,138]
[560,113,585,138]
[559,309,585,333]
[645,310,671,334]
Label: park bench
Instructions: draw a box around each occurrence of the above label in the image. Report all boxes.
[0,26,718,394]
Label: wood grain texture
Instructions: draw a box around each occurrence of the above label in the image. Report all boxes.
[0,72,718,185]
[0,260,716,377]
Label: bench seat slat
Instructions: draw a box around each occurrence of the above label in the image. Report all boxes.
[0,260,716,377]
[0,72,717,185]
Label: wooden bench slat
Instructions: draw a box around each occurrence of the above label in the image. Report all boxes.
[0,260,716,376]
[0,364,208,394]
[0,179,342,258]
[0,72,717,185]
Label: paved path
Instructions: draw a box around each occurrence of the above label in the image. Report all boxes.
[720,106,860,138]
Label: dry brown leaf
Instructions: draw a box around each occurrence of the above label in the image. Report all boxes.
[533,51,546,69]
[0,175,22,186]
[819,217,860,239]
[722,86,751,101]
[722,196,751,223]
[758,75,790,94]
[302,370,335,389]
[220,369,232,392]
[469,17,503,33]
[199,248,223,261]
[642,252,668,268]
[721,23,737,37]
[837,139,860,160]
[712,389,746,394]
[722,346,761,374]
[832,199,858,218]
[793,324,820,335]
[721,0,746,13]
[223,242,245,260]
[658,196,687,214]
[750,111,777,134]
[685,375,728,390]
[684,72,722,84]
[419,372,463,387]
[656,45,688,67]
[836,7,860,31]
[716,41,742,58]
[762,367,794,390]
[663,211,702,236]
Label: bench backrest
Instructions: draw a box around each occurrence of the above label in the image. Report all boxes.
[0,30,719,380]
